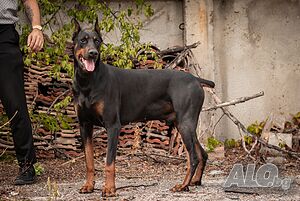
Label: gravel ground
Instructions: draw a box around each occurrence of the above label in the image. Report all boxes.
[1,151,299,201]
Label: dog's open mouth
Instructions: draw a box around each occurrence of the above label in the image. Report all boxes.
[79,56,96,72]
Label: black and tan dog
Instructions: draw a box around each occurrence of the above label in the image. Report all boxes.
[72,19,215,197]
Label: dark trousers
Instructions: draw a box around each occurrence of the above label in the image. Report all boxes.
[0,24,36,166]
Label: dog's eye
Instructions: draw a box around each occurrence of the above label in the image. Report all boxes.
[94,39,101,45]
[80,38,87,44]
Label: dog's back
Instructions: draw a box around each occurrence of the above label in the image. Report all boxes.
[97,64,213,124]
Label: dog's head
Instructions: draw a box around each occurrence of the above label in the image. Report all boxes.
[72,18,102,73]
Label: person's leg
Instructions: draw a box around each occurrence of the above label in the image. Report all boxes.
[0,25,36,184]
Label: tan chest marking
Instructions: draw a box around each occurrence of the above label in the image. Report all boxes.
[94,100,105,116]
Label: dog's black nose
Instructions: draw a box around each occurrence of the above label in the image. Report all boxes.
[88,49,99,58]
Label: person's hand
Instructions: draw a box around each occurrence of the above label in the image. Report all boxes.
[27,29,44,52]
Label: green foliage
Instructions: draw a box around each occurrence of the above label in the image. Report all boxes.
[206,137,222,153]
[0,152,15,162]
[34,162,45,176]
[19,0,155,71]
[0,115,9,127]
[294,112,300,119]
[29,95,73,133]
[31,113,60,133]
[28,95,72,135]
[247,121,265,136]
[224,138,237,149]
[19,0,155,134]
[292,111,300,127]
[278,140,286,149]
[53,96,72,111]
[244,135,253,145]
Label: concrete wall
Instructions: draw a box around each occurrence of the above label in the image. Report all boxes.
[184,0,300,139]
[212,0,300,139]
[19,1,184,50]
[104,0,184,49]
[20,0,300,140]
[183,0,216,138]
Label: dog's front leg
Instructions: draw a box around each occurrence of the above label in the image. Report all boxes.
[102,122,121,197]
[79,123,95,193]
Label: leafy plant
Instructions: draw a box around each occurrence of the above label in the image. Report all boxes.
[18,0,156,133]
[247,121,265,136]
[206,137,222,152]
[34,162,45,176]
[292,111,300,127]
[32,112,73,133]
[31,113,61,134]
[20,0,155,71]
[0,152,15,162]
[278,140,286,149]
[0,115,9,129]
[244,135,253,145]
[224,138,237,149]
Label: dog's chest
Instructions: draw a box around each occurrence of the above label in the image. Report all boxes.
[76,92,105,125]
[76,89,102,108]
[77,92,93,108]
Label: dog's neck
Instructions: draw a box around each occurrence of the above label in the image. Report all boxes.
[73,60,106,107]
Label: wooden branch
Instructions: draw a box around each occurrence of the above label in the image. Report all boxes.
[136,151,186,161]
[0,148,8,157]
[159,41,200,56]
[202,91,264,112]
[29,91,38,110]
[135,152,164,164]
[224,188,258,195]
[42,1,65,27]
[0,111,18,129]
[237,127,255,161]
[59,154,85,167]
[249,136,259,153]
[33,89,71,134]
[165,42,200,69]
[189,52,299,159]
[46,89,71,114]
[202,91,264,160]
[164,49,189,69]
[206,88,300,160]
[117,182,158,190]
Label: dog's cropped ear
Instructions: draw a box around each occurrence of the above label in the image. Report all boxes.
[72,18,81,41]
[94,17,102,40]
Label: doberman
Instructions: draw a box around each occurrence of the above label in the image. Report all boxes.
[72,18,215,197]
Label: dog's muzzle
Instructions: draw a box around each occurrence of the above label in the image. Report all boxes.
[79,49,99,72]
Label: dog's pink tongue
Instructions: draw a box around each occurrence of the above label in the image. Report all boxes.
[82,59,95,72]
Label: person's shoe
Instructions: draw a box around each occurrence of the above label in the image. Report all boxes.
[14,164,36,185]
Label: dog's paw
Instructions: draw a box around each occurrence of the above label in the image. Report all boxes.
[170,184,189,192]
[102,185,116,197]
[190,180,202,186]
[79,183,94,193]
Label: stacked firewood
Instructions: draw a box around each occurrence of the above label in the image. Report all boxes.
[0,45,189,158]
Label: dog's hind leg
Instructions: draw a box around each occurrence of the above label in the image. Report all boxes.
[79,123,95,193]
[102,121,121,197]
[190,140,208,186]
[170,117,200,192]
[169,83,205,192]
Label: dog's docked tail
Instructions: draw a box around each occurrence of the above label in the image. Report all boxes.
[197,78,215,88]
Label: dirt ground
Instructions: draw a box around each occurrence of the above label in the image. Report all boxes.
[0,148,300,201]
